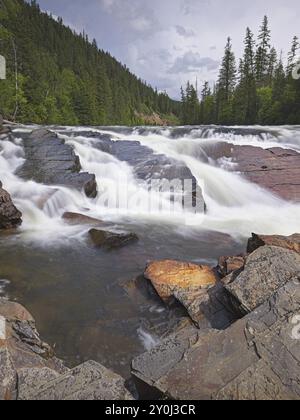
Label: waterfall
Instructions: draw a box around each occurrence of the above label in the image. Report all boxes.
[1,125,300,241]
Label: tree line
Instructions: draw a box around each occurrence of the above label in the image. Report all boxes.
[181,16,300,125]
[0,0,180,125]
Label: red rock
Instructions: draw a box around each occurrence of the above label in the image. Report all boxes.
[247,233,300,254]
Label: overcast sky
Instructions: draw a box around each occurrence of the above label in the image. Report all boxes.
[37,0,300,99]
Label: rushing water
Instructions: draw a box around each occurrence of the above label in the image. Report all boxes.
[0,125,300,376]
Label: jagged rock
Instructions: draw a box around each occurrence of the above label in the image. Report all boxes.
[132,279,300,400]
[225,246,300,313]
[20,361,134,401]
[16,129,97,198]
[144,260,217,302]
[89,228,138,250]
[0,182,22,229]
[247,233,300,254]
[0,299,132,400]
[62,212,104,226]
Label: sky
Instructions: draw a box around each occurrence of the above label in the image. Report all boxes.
[37,0,300,99]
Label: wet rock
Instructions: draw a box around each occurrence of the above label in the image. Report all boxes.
[144,260,217,302]
[132,279,300,400]
[220,144,300,202]
[225,246,300,313]
[62,212,104,226]
[96,139,206,212]
[16,129,97,198]
[89,228,139,250]
[0,182,22,229]
[247,232,300,254]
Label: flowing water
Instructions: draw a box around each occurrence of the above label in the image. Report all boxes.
[0,125,300,376]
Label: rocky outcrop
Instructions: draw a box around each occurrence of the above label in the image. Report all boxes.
[17,129,97,198]
[217,143,300,202]
[132,273,300,400]
[247,232,300,254]
[89,228,139,250]
[0,299,133,400]
[0,182,22,229]
[132,241,300,400]
[225,246,300,313]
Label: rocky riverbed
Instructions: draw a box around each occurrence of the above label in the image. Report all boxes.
[0,120,300,400]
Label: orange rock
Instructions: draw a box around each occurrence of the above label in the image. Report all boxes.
[144,260,217,301]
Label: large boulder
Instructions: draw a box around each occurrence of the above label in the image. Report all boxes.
[144,260,217,302]
[142,260,235,329]
[0,182,22,229]
[247,233,300,254]
[225,246,300,313]
[17,129,97,198]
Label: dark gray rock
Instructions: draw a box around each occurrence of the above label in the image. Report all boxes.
[225,246,300,313]
[17,129,97,198]
[0,182,22,229]
[89,228,139,250]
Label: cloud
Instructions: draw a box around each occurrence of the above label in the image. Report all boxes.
[99,0,161,37]
[180,0,210,15]
[175,25,195,38]
[168,51,220,74]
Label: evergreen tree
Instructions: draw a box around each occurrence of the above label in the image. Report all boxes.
[255,16,271,86]
[238,28,257,124]
[286,36,299,76]
[216,37,236,124]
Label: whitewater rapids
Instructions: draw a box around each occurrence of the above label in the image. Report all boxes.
[1,125,300,242]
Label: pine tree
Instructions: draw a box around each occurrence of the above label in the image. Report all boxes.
[238,28,257,124]
[286,36,299,76]
[255,16,271,86]
[267,47,277,85]
[216,37,236,123]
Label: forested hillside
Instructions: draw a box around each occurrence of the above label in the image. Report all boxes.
[181,16,300,125]
[0,0,180,125]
